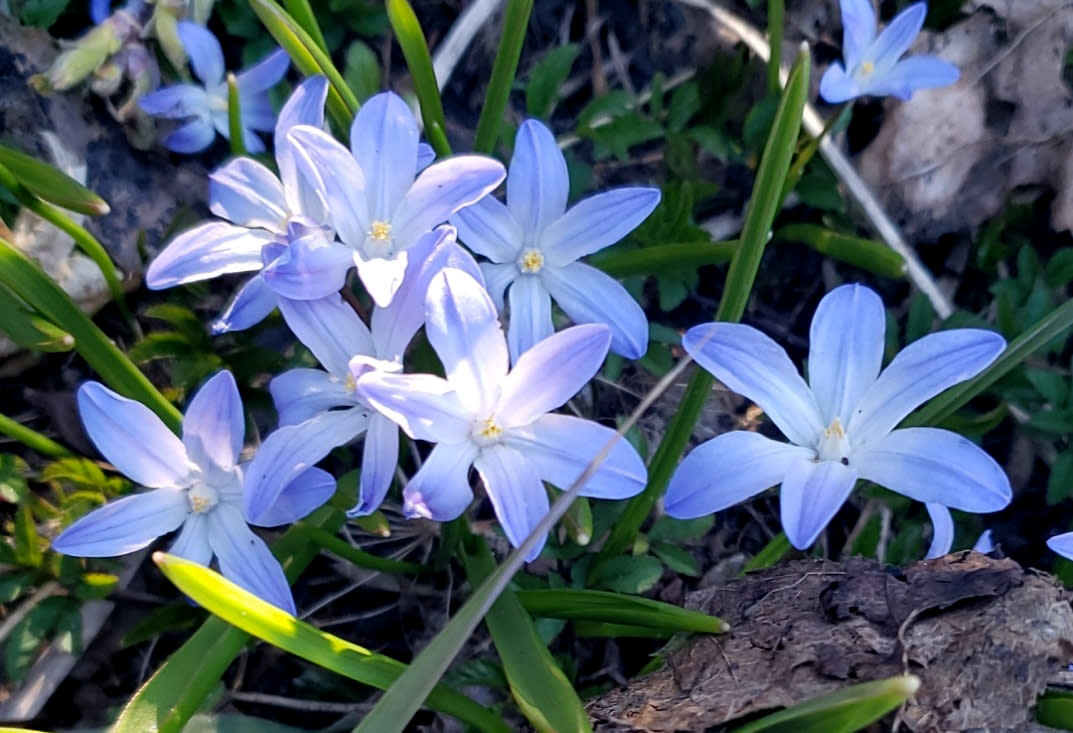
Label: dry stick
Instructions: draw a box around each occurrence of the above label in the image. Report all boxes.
[675,0,954,319]
[431,0,503,90]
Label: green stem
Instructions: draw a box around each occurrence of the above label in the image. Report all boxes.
[473,0,533,153]
[766,0,784,96]
[296,524,431,575]
[226,73,248,157]
[0,412,73,458]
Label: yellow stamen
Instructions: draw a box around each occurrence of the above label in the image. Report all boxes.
[369,220,392,241]
[519,249,544,274]
[859,60,875,75]
[478,417,503,440]
[189,494,212,513]
[345,373,357,392]
[824,417,846,440]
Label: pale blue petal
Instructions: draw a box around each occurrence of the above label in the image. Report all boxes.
[52,489,188,556]
[211,275,278,333]
[355,372,471,443]
[271,368,354,426]
[684,323,825,447]
[425,268,508,414]
[251,467,335,527]
[541,262,648,359]
[78,382,191,488]
[864,56,960,99]
[849,330,1005,443]
[354,251,407,308]
[261,231,354,300]
[164,119,217,154]
[390,155,506,250]
[481,262,520,311]
[475,444,548,561]
[924,502,954,559]
[854,427,1011,512]
[146,222,271,289]
[818,63,861,103]
[277,294,375,377]
[209,158,287,230]
[236,48,289,94]
[417,143,435,171]
[276,77,329,216]
[498,324,610,427]
[503,414,646,499]
[167,514,212,566]
[506,276,554,364]
[808,284,885,425]
[350,91,419,220]
[839,0,876,71]
[208,503,295,614]
[287,125,370,248]
[540,188,660,266]
[91,0,111,25]
[507,120,569,234]
[664,432,811,518]
[243,408,369,523]
[402,442,478,521]
[451,195,523,263]
[1048,532,1073,561]
[183,371,244,473]
[177,22,224,87]
[868,2,926,69]
[780,457,858,550]
[973,529,994,553]
[351,415,399,516]
[139,84,208,119]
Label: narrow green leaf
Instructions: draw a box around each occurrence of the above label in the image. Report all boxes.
[589,240,737,278]
[0,164,132,329]
[0,412,73,459]
[516,589,727,633]
[1036,687,1073,730]
[526,44,579,120]
[561,494,593,546]
[226,73,248,157]
[0,143,109,216]
[731,675,919,733]
[589,46,810,583]
[386,0,450,157]
[766,0,784,96]
[152,552,509,733]
[343,40,382,102]
[908,297,1073,427]
[457,534,589,733]
[247,0,359,131]
[774,223,906,278]
[14,503,43,567]
[295,523,430,575]
[743,532,792,573]
[0,283,74,353]
[0,236,181,432]
[282,0,328,54]
[473,0,533,153]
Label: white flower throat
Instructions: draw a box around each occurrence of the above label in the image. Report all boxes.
[518,248,544,274]
[187,480,220,514]
[472,416,503,446]
[814,417,852,465]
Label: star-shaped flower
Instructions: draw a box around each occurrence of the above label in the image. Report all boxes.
[51,371,336,613]
[452,119,660,361]
[139,22,289,153]
[355,268,647,560]
[819,1,959,103]
[664,283,1011,550]
[281,91,506,307]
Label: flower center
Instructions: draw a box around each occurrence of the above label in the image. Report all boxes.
[369,220,392,242]
[518,248,544,274]
[472,416,503,446]
[345,373,357,392]
[859,60,876,76]
[814,417,851,465]
[187,481,220,514]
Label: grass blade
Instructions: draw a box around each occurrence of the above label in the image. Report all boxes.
[516,589,728,633]
[472,0,533,153]
[226,73,248,157]
[589,240,737,278]
[774,223,906,279]
[0,143,109,216]
[387,0,450,156]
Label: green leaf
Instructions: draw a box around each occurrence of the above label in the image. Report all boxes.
[17,0,70,28]
[589,47,810,582]
[1048,451,1073,506]
[0,454,30,503]
[75,572,119,601]
[459,534,589,733]
[121,602,206,648]
[647,515,714,542]
[386,0,450,156]
[14,503,43,567]
[774,223,906,279]
[516,588,727,633]
[744,532,792,572]
[731,675,919,733]
[1025,368,1069,406]
[525,44,579,119]
[0,282,74,353]
[42,457,109,491]
[593,555,664,594]
[1036,687,1073,730]
[583,112,664,162]
[152,552,507,732]
[5,595,73,684]
[473,0,533,152]
[904,292,936,344]
[343,40,381,102]
[225,74,248,157]
[0,569,38,603]
[589,240,736,278]
[295,523,430,575]
[651,541,700,576]
[1045,248,1073,288]
[0,237,182,432]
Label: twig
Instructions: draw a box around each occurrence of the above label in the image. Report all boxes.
[228,691,371,713]
[673,0,954,318]
[431,0,504,90]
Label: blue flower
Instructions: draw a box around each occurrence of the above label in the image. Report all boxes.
[452,120,660,361]
[51,371,336,613]
[664,284,1011,550]
[139,22,289,153]
[819,1,959,103]
[145,77,332,332]
[282,91,505,307]
[354,268,648,560]
[924,503,994,559]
